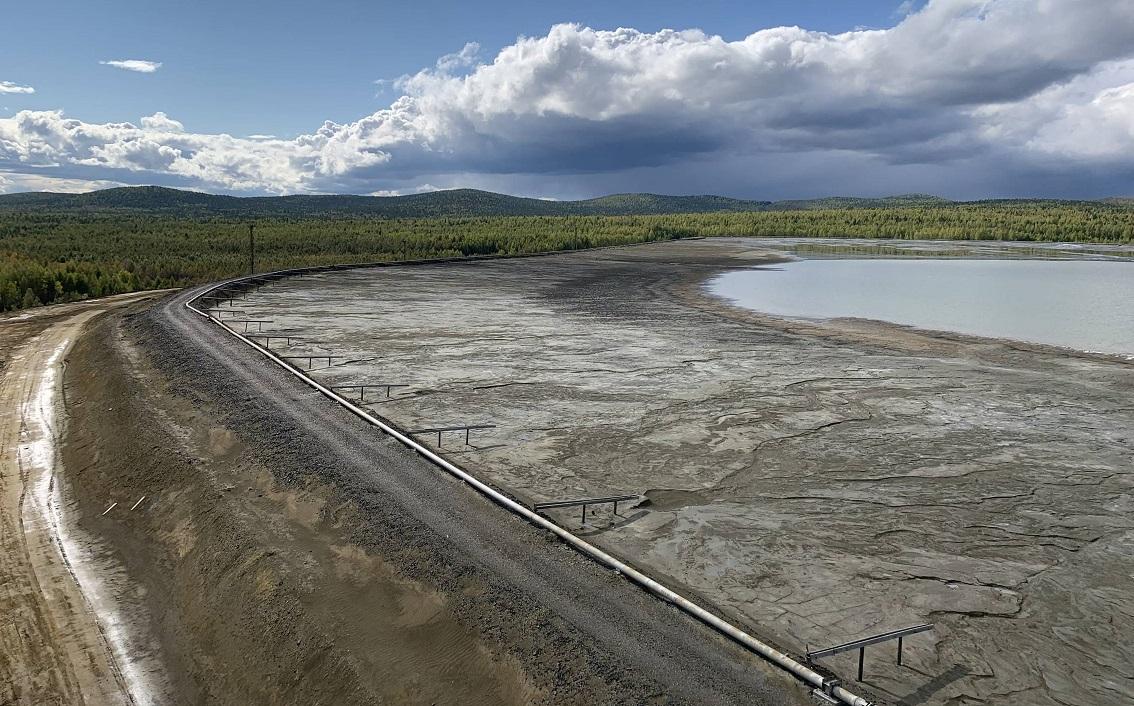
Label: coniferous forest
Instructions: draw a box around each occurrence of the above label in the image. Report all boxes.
[2,194,1132,312]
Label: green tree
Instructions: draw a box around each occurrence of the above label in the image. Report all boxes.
[0,280,17,311]
[21,287,40,308]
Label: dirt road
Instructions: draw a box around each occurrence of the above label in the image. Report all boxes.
[0,293,160,705]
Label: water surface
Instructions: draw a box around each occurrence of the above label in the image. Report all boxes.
[710,258,1134,356]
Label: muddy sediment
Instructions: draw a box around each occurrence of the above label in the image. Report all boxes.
[1,294,168,706]
[49,267,807,705]
[225,238,1134,706]
[19,236,1129,706]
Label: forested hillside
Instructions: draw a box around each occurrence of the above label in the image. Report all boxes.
[0,186,778,218]
[4,185,1125,218]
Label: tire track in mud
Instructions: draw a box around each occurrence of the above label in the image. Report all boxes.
[0,294,160,706]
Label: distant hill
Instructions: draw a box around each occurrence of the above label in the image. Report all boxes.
[571,193,773,214]
[0,185,1127,218]
[772,194,954,210]
[0,186,773,217]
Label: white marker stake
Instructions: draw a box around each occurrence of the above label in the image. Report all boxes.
[100,502,117,516]
[129,496,146,511]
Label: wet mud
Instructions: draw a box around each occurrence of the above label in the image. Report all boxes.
[21,254,808,706]
[0,294,169,706]
[225,238,1134,706]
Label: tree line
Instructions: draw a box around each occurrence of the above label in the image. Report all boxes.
[2,203,1131,312]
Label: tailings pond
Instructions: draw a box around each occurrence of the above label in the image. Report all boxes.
[226,239,1134,706]
[711,258,1134,357]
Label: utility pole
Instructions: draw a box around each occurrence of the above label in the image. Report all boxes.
[248,223,255,275]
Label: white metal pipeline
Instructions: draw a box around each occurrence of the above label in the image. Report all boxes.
[184,271,872,706]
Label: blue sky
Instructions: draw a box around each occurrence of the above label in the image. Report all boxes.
[2,0,1133,199]
[4,0,907,137]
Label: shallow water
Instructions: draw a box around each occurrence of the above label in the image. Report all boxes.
[710,258,1134,356]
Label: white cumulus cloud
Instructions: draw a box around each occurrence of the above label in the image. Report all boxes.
[2,0,1133,197]
[434,42,481,73]
[100,59,163,73]
[0,172,126,193]
[0,81,35,94]
[139,112,184,132]
[369,183,440,196]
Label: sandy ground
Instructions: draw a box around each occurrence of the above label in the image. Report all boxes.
[0,293,163,705]
[225,239,1134,706]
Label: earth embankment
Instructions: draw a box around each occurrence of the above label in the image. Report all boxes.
[45,276,807,705]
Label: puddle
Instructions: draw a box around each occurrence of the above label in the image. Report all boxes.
[20,337,171,704]
[643,488,709,511]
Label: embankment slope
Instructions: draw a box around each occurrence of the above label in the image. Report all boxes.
[50,285,808,705]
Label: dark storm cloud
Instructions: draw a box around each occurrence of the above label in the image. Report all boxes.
[2,0,1134,196]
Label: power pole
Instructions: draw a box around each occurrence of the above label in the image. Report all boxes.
[248,223,255,275]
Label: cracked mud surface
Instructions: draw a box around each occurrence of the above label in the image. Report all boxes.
[229,239,1134,705]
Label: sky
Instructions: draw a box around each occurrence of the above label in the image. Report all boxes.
[1,0,1133,199]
